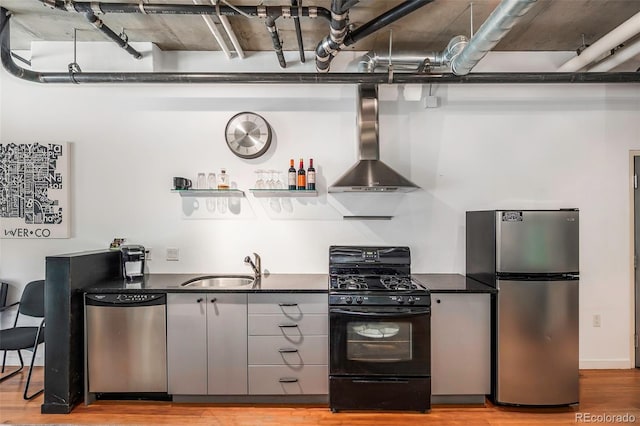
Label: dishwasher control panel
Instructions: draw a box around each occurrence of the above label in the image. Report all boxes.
[85,293,166,306]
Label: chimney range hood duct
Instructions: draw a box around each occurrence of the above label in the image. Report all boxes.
[329,85,420,193]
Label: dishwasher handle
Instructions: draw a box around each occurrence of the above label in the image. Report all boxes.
[85,293,166,306]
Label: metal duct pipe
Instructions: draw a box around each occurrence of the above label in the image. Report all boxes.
[451,0,537,76]
[559,11,640,72]
[84,12,142,59]
[2,10,639,84]
[316,0,434,73]
[358,35,468,73]
[265,16,286,68]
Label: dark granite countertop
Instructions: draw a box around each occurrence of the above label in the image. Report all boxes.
[84,273,329,293]
[412,273,497,293]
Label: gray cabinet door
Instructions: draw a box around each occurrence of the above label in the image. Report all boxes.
[207,293,248,395]
[431,293,491,396]
[167,293,208,395]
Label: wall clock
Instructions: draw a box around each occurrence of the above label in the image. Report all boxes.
[225,112,273,159]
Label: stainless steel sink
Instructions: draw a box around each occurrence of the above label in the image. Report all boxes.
[180,275,256,289]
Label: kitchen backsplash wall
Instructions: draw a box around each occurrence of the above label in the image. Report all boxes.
[1,47,638,369]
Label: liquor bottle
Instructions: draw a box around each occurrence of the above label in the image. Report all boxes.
[217,168,229,189]
[288,159,296,190]
[306,158,316,190]
[297,158,306,190]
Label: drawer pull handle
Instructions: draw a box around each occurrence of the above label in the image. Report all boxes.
[278,348,299,353]
[196,298,204,303]
[278,324,299,328]
[278,303,298,307]
[210,298,217,303]
[279,377,299,383]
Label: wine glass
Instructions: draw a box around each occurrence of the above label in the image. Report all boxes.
[254,169,265,189]
[274,171,283,189]
[269,170,282,213]
[266,169,276,189]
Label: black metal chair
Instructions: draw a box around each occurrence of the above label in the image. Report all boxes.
[0,280,45,399]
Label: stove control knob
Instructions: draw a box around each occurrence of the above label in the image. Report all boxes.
[407,296,415,305]
[355,296,364,304]
[345,296,353,304]
[397,296,405,304]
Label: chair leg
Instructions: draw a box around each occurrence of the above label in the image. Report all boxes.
[0,350,24,382]
[23,343,44,400]
[2,350,6,373]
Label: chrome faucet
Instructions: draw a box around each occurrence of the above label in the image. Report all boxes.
[244,253,261,281]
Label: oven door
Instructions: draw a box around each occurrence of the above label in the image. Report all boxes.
[329,305,430,377]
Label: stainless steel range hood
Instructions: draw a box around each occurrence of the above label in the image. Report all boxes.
[329,85,420,193]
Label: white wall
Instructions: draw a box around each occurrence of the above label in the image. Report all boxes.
[1,45,638,368]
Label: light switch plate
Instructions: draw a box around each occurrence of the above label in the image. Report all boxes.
[166,247,179,261]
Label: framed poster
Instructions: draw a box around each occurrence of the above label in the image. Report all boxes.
[0,142,71,239]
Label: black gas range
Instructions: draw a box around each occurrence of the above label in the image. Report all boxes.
[328,246,431,413]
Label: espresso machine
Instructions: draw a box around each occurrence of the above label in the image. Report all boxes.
[121,245,146,280]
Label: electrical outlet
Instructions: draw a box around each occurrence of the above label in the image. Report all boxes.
[424,95,439,108]
[166,247,179,261]
[593,314,601,328]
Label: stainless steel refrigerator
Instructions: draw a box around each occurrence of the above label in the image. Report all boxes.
[466,209,579,406]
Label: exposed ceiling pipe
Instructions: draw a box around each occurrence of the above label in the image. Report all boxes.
[2,9,639,85]
[218,14,245,59]
[193,0,232,59]
[588,37,640,72]
[84,11,142,59]
[450,0,537,76]
[36,1,326,64]
[358,35,468,72]
[316,0,434,73]
[315,0,350,73]
[36,1,331,21]
[292,0,305,63]
[265,16,286,68]
[558,11,640,72]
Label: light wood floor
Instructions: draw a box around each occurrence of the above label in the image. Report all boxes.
[1,368,639,425]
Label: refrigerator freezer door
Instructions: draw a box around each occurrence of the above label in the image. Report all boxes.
[496,279,579,405]
[496,210,579,274]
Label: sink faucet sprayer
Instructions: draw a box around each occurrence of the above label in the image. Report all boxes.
[244,253,261,281]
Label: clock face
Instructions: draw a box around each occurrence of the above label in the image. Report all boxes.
[225,112,272,159]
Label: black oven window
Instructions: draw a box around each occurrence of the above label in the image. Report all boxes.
[346,321,413,362]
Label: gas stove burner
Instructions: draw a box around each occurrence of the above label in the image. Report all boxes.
[335,275,368,290]
[380,276,418,291]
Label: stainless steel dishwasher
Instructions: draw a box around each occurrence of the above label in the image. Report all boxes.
[85,293,167,393]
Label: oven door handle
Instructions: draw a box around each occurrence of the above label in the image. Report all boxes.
[329,308,430,317]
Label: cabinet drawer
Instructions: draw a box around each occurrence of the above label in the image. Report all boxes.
[248,314,328,336]
[248,293,327,315]
[248,335,328,365]
[248,365,328,395]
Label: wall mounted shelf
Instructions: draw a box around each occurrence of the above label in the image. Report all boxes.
[172,189,245,198]
[249,189,317,198]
